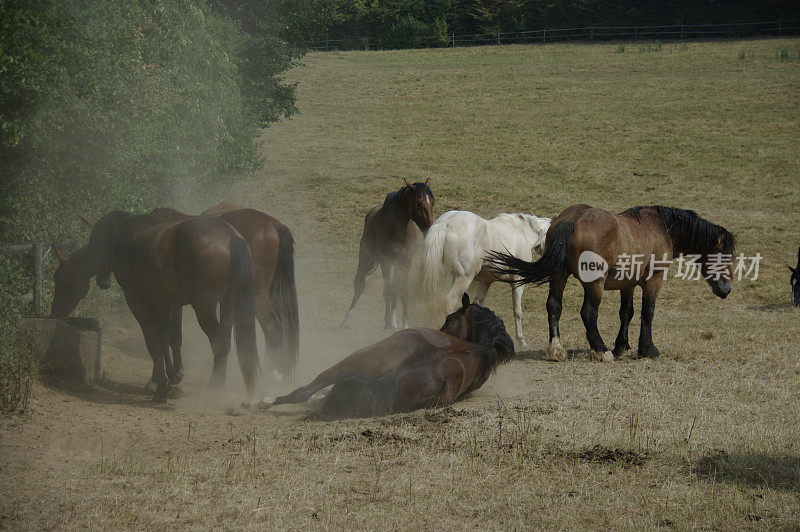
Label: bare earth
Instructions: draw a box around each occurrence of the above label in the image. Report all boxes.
[2,38,800,529]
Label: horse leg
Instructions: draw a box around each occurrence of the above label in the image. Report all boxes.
[580,281,613,362]
[168,306,184,385]
[546,277,568,361]
[381,261,398,330]
[613,287,634,357]
[510,283,528,348]
[395,258,412,329]
[194,298,232,389]
[342,243,377,328]
[256,296,285,383]
[637,277,663,358]
[472,281,490,304]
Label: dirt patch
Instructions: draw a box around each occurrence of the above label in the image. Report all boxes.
[570,445,650,467]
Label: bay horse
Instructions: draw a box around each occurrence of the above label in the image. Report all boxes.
[342,179,435,330]
[51,211,260,402]
[789,245,800,307]
[148,202,299,383]
[246,293,514,418]
[489,205,735,362]
[412,210,550,346]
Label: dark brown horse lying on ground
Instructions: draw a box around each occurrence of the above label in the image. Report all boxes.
[148,202,299,383]
[248,294,514,418]
[342,179,434,330]
[52,210,261,402]
[489,205,735,362]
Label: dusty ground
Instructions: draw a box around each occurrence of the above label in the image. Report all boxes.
[2,37,800,529]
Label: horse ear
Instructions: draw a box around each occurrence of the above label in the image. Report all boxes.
[461,293,470,309]
[403,178,414,190]
[424,178,430,187]
[79,215,95,228]
[52,246,68,263]
[790,264,798,274]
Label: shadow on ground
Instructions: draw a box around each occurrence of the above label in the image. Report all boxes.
[694,451,800,492]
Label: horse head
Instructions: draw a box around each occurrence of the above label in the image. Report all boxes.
[402,178,435,233]
[51,246,93,318]
[440,293,515,368]
[698,229,736,299]
[789,245,800,307]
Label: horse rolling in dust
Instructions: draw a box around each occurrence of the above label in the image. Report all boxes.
[148,202,299,383]
[412,210,550,347]
[489,205,735,362]
[247,294,514,418]
[789,245,800,307]
[51,211,261,402]
[342,179,435,330]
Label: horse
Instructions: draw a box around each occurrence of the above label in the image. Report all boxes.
[146,202,299,383]
[412,210,550,347]
[51,211,261,402]
[341,179,435,330]
[488,205,735,362]
[245,293,514,418]
[789,245,800,307]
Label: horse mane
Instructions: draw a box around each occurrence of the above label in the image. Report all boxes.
[464,303,515,376]
[621,205,735,255]
[383,181,435,208]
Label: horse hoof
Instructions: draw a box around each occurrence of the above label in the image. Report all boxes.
[546,339,567,362]
[152,383,169,403]
[601,351,614,363]
[144,380,158,393]
[258,397,276,410]
[638,345,660,359]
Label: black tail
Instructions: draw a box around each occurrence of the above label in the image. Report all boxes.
[269,224,300,382]
[487,220,575,286]
[321,372,398,419]
[229,235,260,395]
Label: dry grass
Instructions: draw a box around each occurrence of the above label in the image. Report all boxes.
[2,37,800,529]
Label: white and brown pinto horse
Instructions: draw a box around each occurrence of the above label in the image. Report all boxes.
[412,210,550,347]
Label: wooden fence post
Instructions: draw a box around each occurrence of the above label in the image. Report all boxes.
[33,243,44,317]
[543,28,546,43]
[634,26,638,40]
[497,29,500,45]
[680,25,684,39]
[777,21,781,37]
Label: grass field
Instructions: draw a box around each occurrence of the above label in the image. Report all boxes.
[2,37,800,529]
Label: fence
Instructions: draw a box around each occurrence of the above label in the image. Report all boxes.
[312,20,800,51]
[1,242,75,316]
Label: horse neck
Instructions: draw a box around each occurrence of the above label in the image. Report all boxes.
[383,192,412,226]
[71,246,100,280]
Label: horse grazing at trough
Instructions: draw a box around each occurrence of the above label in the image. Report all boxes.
[412,210,550,347]
[149,202,299,383]
[342,179,435,330]
[248,294,514,418]
[51,210,261,402]
[789,245,800,307]
[489,205,735,362]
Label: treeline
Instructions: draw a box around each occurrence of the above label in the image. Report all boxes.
[318,0,800,48]
[0,0,319,409]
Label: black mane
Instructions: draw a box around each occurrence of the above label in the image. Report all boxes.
[621,205,735,255]
[383,181,434,207]
[463,303,515,375]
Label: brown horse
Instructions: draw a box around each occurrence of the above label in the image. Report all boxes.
[489,205,735,361]
[148,202,299,382]
[248,294,514,418]
[51,211,260,402]
[342,179,435,330]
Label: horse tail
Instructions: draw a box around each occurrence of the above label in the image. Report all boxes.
[321,372,398,419]
[269,224,300,382]
[229,234,260,395]
[487,220,574,286]
[415,222,449,323]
